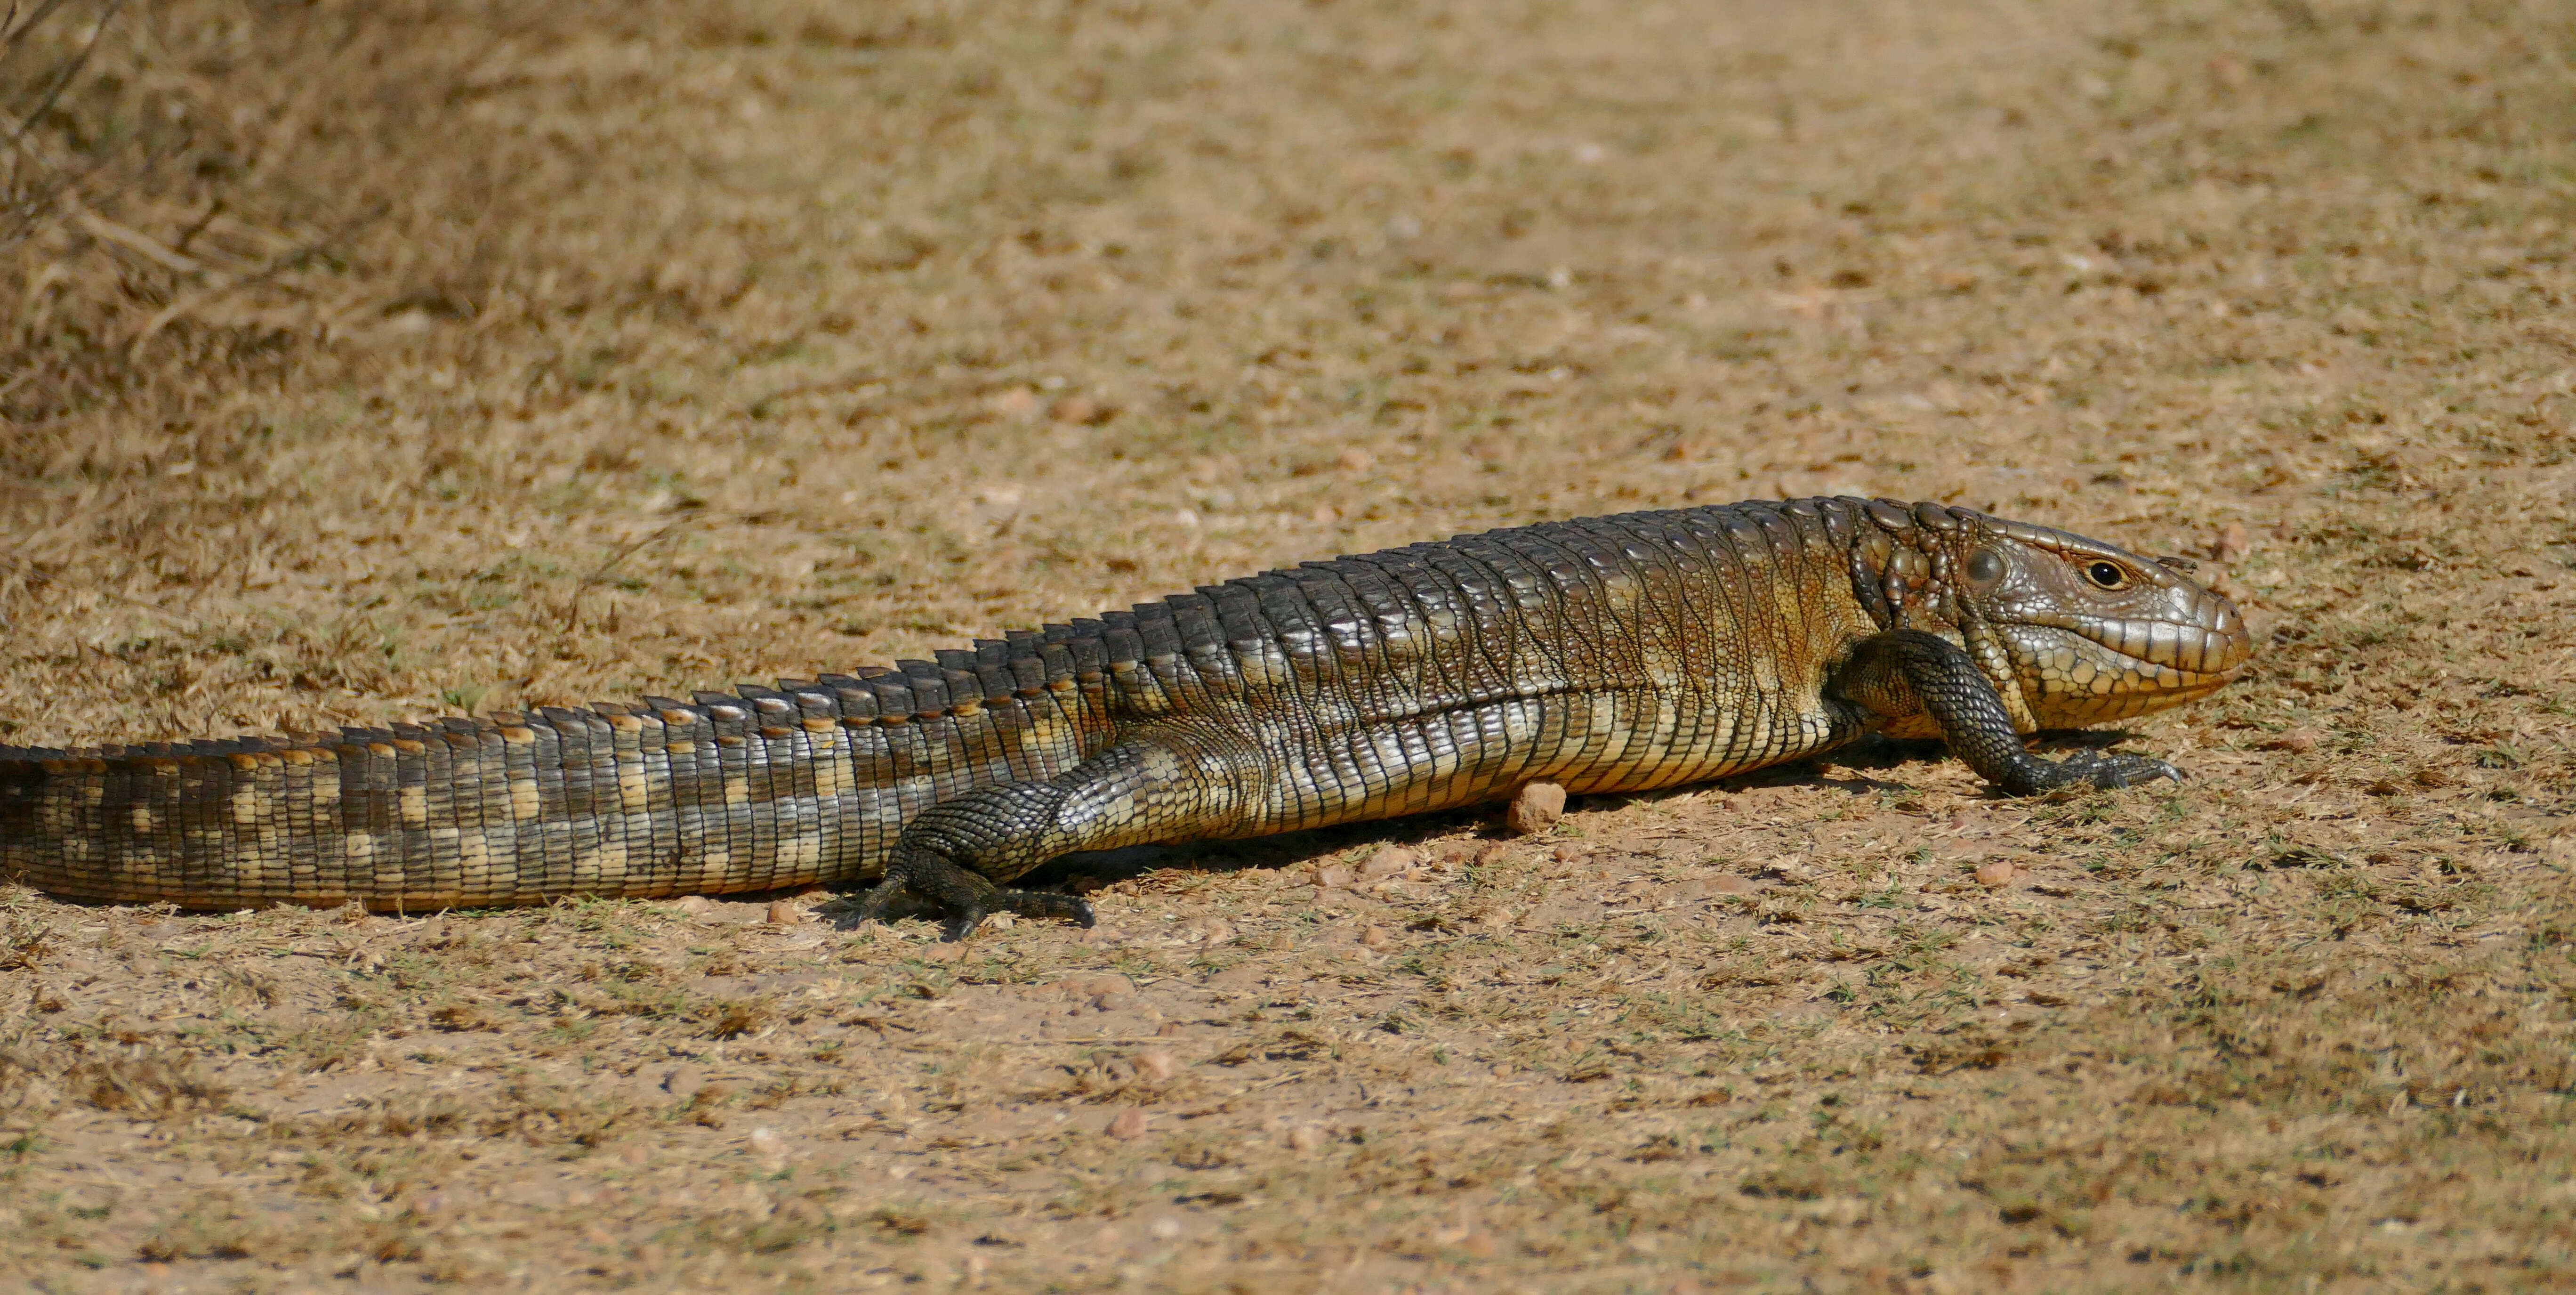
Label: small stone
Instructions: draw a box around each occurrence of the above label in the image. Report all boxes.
[1050,395,1099,425]
[1974,859,2018,889]
[2261,728,2319,754]
[990,388,1042,421]
[1286,1124,1327,1151]
[1550,843,1589,863]
[1360,846,1416,878]
[1336,447,1375,473]
[661,1065,707,1100]
[1358,925,1390,948]
[1315,863,1355,890]
[1507,782,1567,835]
[673,895,716,916]
[1107,1109,1149,1139]
[1148,1215,1184,1240]
[1707,874,1757,895]
[2214,522,2253,562]
[765,900,802,925]
[748,1125,788,1166]
[1459,1231,1500,1259]
[1135,1050,1179,1081]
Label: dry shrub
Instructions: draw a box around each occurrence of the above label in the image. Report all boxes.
[135,1202,261,1263]
[63,1042,226,1118]
[0,910,50,970]
[0,0,696,489]
[476,1077,632,1151]
[344,1090,470,1139]
[697,996,773,1040]
[0,1036,60,1128]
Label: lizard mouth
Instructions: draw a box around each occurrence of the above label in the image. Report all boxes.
[2004,611,2253,720]
[2029,587,2255,685]
[2075,625,2252,683]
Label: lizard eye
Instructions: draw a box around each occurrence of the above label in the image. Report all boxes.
[1965,550,2005,586]
[2083,560,2128,590]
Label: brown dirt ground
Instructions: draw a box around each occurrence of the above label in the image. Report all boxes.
[3,0,2574,1290]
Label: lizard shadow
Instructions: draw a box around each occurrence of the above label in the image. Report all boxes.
[1004,728,2154,892]
[818,727,2158,927]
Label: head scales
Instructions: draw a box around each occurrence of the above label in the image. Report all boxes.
[1844,498,2254,731]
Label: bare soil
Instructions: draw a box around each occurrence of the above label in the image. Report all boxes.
[3,0,2572,1290]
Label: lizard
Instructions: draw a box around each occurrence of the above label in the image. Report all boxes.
[1,496,2252,938]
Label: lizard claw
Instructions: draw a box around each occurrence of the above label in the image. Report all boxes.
[2046,750,2184,790]
[860,851,1095,941]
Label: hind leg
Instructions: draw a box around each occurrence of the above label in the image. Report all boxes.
[858,729,1256,940]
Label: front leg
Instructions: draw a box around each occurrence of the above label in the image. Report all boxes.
[1835,629,2182,796]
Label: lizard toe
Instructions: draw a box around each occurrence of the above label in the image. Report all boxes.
[861,850,1096,939]
[993,889,1095,929]
[940,905,991,942]
[2058,750,2183,789]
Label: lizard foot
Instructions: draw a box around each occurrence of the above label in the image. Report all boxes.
[856,850,1096,941]
[2018,749,2183,794]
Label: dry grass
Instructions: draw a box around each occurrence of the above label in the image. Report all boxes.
[2,0,2573,1289]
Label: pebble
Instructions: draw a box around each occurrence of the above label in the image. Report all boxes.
[1314,863,1355,890]
[1286,1124,1327,1151]
[991,388,1041,421]
[661,1065,707,1101]
[1507,782,1567,835]
[1107,1109,1149,1139]
[1360,846,1416,877]
[1358,925,1391,948]
[2214,522,2253,562]
[1706,874,1757,896]
[1974,860,2018,889]
[2262,728,2319,754]
[1135,1050,1179,1082]
[673,895,716,916]
[765,900,803,925]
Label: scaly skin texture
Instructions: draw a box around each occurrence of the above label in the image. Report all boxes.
[1,498,2252,935]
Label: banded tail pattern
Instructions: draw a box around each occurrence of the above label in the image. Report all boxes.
[0,643,1111,911]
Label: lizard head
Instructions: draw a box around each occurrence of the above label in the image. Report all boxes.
[1939,510,2254,729]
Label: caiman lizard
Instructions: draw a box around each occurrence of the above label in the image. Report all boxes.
[2,496,2252,937]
